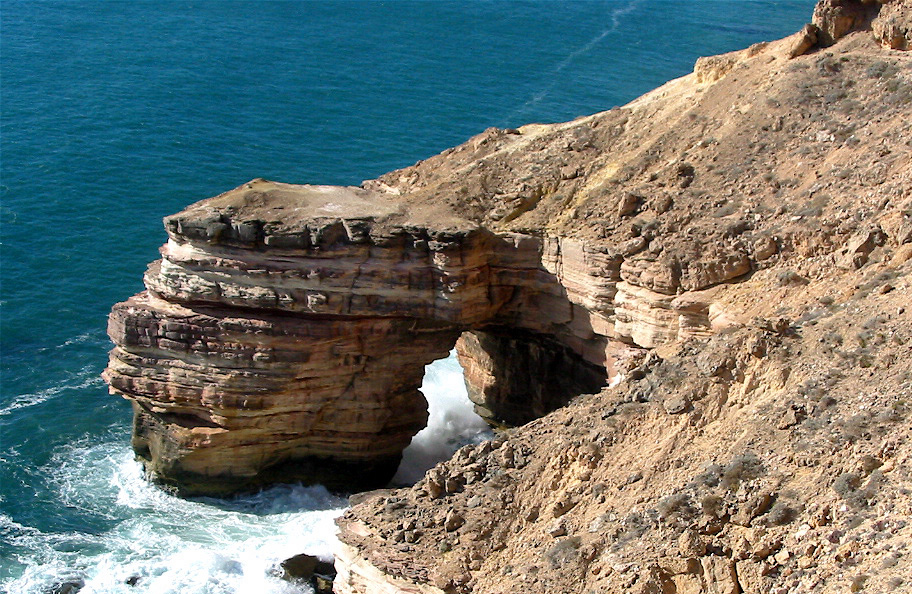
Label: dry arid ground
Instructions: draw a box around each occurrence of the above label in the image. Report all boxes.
[334,2,912,593]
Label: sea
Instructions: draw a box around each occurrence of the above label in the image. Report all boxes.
[1,2,815,592]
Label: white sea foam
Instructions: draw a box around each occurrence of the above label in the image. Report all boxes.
[3,353,480,593]
[0,366,104,417]
[3,440,346,594]
[394,351,492,485]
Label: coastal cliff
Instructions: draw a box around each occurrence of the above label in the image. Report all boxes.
[331,3,912,593]
[104,0,912,592]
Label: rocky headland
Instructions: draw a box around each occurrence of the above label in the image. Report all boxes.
[105,0,912,592]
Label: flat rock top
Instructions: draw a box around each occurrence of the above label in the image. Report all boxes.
[172,178,477,237]
[206,179,401,220]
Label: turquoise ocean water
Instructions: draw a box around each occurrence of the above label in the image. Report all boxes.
[1,2,814,592]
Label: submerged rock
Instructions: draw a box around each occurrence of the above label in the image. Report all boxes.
[49,579,84,594]
[279,553,335,593]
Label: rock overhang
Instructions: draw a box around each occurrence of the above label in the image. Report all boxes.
[103,172,765,495]
[164,178,481,250]
[107,179,651,495]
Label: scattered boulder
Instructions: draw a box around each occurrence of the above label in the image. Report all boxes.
[838,226,886,269]
[279,553,335,593]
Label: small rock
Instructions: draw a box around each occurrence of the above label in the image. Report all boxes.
[678,529,706,557]
[617,193,642,217]
[280,553,334,582]
[445,510,465,532]
[619,236,648,256]
[676,163,696,188]
[588,514,609,533]
[551,496,577,518]
[651,194,674,214]
[777,407,806,430]
[836,541,859,562]
[752,539,778,560]
[52,579,85,594]
[444,476,464,494]
[838,227,885,269]
[625,472,643,485]
[664,395,689,415]
[499,443,516,468]
[313,574,334,594]
[426,473,445,499]
[547,519,567,537]
[787,23,819,58]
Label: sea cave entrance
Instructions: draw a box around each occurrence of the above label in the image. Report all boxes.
[392,329,609,486]
[393,346,492,485]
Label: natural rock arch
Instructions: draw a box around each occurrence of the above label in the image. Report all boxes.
[104,179,736,496]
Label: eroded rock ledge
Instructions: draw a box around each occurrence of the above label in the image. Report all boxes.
[106,174,730,496]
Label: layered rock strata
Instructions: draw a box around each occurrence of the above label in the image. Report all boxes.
[106,291,459,494]
[105,181,657,495]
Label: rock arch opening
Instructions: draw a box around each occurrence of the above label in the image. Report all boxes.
[392,349,493,486]
[457,329,609,427]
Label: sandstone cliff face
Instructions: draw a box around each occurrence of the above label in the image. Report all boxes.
[103,0,912,591]
[103,180,651,495]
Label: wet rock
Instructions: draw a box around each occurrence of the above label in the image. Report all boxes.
[50,579,84,594]
[280,553,335,582]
